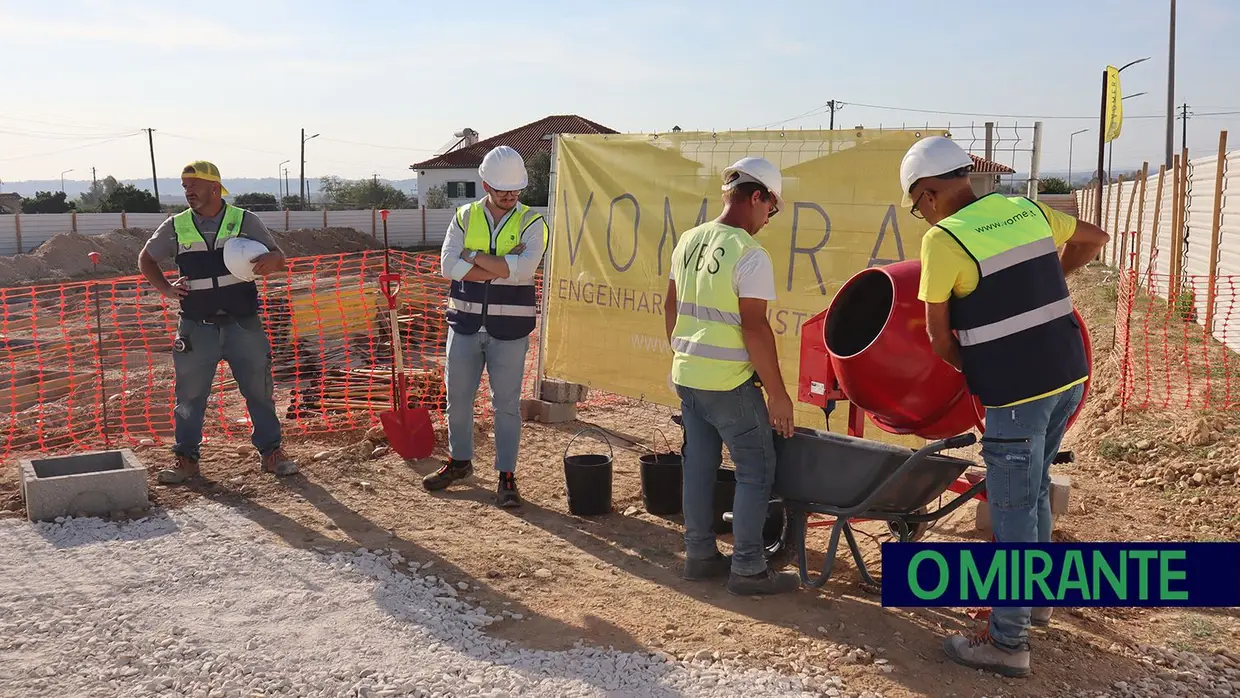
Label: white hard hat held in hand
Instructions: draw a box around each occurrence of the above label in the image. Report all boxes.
[899,136,974,208]
[478,145,528,191]
[223,237,270,282]
[722,157,784,215]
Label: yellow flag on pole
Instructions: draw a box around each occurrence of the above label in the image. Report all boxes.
[1104,65,1123,143]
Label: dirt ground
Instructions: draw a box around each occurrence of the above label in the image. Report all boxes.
[2,262,1238,698]
[0,226,383,286]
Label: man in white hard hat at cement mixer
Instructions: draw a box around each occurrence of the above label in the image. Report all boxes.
[138,160,298,485]
[902,136,1109,677]
[664,156,802,596]
[432,145,548,507]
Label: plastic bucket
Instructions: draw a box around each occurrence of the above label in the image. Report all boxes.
[563,427,614,516]
[639,430,682,515]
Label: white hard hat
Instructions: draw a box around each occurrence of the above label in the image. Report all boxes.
[478,145,528,191]
[222,237,270,282]
[899,136,975,208]
[722,157,784,215]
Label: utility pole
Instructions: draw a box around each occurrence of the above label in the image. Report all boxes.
[1165,0,1177,169]
[300,128,306,209]
[1179,103,1192,152]
[91,166,97,188]
[145,128,159,204]
[299,129,320,209]
[826,100,842,130]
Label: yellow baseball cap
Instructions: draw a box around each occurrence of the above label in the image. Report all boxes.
[181,160,230,197]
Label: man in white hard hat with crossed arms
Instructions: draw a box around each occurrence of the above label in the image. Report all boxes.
[431,145,548,507]
[901,136,1108,677]
[138,160,299,485]
[664,157,801,596]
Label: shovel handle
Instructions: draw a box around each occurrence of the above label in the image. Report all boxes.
[379,272,401,308]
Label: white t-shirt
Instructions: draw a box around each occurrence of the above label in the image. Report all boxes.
[669,244,777,301]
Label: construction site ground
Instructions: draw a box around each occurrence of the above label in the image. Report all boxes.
[2,256,1239,697]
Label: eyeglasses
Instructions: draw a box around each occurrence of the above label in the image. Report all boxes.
[910,190,927,220]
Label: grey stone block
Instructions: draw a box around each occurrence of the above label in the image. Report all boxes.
[20,449,150,522]
[520,399,577,424]
[539,379,589,404]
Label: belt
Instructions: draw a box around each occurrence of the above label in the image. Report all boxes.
[200,314,236,325]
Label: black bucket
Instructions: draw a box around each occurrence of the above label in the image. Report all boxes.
[639,429,682,515]
[563,427,614,516]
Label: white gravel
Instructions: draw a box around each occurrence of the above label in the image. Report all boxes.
[0,502,851,698]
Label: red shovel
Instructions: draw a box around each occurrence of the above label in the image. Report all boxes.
[376,210,435,460]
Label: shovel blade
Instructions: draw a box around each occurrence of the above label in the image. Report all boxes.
[380,407,435,461]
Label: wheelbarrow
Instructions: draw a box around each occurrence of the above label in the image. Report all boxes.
[771,427,982,589]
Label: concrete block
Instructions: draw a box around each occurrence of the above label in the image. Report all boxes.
[975,477,1072,534]
[520,398,577,424]
[19,449,150,523]
[975,501,991,532]
[539,379,589,404]
[1050,474,1071,515]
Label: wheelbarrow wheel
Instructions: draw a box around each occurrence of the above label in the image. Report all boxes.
[763,502,793,565]
[886,507,931,542]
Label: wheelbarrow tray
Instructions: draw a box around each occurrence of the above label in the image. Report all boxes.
[773,427,973,513]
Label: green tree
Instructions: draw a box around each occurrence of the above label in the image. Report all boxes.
[76,175,120,211]
[319,175,411,209]
[233,192,279,210]
[99,184,161,213]
[422,185,450,209]
[280,195,303,211]
[21,191,75,213]
[1039,177,1071,195]
[519,150,552,207]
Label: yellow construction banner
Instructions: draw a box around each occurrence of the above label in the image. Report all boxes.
[1104,65,1124,143]
[541,130,938,438]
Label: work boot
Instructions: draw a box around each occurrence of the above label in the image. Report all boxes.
[683,552,732,581]
[156,454,201,485]
[423,459,473,491]
[1031,607,1053,626]
[726,567,801,596]
[496,472,521,508]
[261,448,299,476]
[942,628,1031,678]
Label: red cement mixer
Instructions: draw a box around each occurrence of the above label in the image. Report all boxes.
[797,258,1091,440]
[753,258,1095,589]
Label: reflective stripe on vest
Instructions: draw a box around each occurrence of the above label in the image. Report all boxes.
[669,222,766,391]
[185,274,246,291]
[936,194,1089,407]
[445,200,545,340]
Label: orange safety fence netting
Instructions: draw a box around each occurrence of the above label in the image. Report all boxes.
[1113,264,1240,412]
[0,250,620,459]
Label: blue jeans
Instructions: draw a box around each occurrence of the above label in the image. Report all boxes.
[172,314,282,461]
[984,381,1085,649]
[444,328,530,473]
[676,377,776,577]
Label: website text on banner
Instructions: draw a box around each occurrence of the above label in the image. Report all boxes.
[541,129,934,439]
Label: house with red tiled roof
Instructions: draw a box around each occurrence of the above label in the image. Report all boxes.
[967,153,1017,197]
[410,114,617,208]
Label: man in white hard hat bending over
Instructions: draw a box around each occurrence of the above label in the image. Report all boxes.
[902,137,1108,677]
[664,157,801,596]
[431,145,548,507]
[138,160,299,485]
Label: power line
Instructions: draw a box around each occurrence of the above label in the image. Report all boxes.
[0,132,142,163]
[762,99,1240,126]
[317,136,438,152]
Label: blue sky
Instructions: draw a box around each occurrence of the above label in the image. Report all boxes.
[1,0,1236,185]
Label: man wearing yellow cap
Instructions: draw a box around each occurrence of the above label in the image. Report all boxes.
[138,161,297,485]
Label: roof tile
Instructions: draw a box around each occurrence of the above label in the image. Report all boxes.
[411,115,617,170]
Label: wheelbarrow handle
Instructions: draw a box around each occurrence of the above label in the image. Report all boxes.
[942,433,978,450]
[378,272,402,308]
